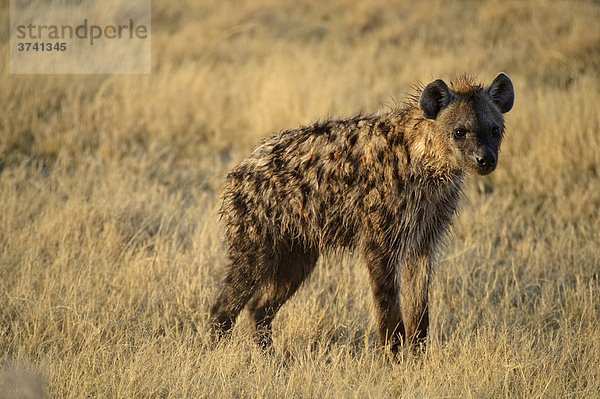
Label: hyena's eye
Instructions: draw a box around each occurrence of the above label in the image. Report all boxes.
[453,127,467,140]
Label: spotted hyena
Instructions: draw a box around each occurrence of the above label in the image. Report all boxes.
[210,73,514,353]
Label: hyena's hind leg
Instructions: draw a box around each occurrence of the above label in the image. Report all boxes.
[247,244,319,349]
[209,248,274,343]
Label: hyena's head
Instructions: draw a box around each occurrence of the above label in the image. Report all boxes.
[419,73,514,175]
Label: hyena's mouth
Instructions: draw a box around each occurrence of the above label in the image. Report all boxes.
[476,165,496,175]
[473,161,497,175]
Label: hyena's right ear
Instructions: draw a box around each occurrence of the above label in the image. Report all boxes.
[419,79,456,120]
[486,73,514,114]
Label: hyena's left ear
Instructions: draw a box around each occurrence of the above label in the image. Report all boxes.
[486,73,514,113]
[420,79,456,120]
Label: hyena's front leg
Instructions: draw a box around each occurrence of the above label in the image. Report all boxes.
[361,242,404,354]
[400,252,431,349]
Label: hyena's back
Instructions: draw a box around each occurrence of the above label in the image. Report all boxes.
[220,114,412,253]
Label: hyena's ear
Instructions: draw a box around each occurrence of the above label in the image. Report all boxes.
[486,73,514,113]
[419,79,456,120]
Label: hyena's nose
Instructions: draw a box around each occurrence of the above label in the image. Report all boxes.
[476,153,496,168]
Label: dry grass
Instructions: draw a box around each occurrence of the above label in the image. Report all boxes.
[1,0,600,397]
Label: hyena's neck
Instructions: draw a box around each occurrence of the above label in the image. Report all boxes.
[379,109,467,246]
[385,108,464,186]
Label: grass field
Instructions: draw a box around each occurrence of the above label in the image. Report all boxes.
[1,0,600,397]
